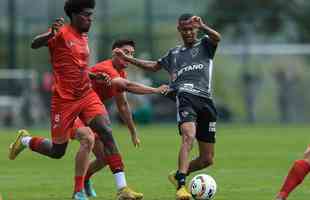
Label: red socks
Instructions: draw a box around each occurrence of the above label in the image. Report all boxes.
[29,137,46,151]
[85,171,95,181]
[106,154,124,173]
[74,176,85,193]
[278,159,310,198]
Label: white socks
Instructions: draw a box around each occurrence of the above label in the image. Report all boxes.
[114,172,127,190]
[21,136,32,147]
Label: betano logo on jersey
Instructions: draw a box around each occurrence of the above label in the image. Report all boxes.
[177,63,204,76]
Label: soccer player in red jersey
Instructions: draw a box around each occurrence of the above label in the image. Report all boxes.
[72,39,168,199]
[275,145,310,200]
[7,1,137,199]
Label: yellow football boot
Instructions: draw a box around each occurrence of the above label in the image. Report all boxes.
[116,186,143,200]
[9,129,30,160]
[176,186,191,200]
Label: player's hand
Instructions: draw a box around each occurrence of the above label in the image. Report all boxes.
[96,72,112,86]
[191,16,205,29]
[113,48,127,60]
[89,72,112,86]
[131,134,141,148]
[51,17,65,35]
[156,84,170,95]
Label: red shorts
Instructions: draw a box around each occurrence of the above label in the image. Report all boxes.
[51,90,107,144]
[70,117,100,140]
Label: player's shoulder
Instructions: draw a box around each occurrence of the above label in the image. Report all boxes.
[162,45,182,57]
[92,60,112,69]
[91,60,118,75]
[170,45,183,54]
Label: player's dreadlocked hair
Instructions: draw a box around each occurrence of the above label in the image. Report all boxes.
[64,0,96,19]
[112,39,135,50]
[178,13,194,22]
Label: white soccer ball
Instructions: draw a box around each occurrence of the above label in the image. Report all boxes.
[189,174,217,200]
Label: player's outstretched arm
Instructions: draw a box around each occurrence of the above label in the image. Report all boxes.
[113,48,162,72]
[112,77,169,95]
[115,93,140,148]
[191,16,221,45]
[31,17,64,49]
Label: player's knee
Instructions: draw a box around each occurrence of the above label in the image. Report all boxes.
[80,136,95,152]
[182,131,195,144]
[85,134,95,149]
[77,128,95,150]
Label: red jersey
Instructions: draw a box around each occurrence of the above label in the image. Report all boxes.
[48,24,92,100]
[90,59,127,102]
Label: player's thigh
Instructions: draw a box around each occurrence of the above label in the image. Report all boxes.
[79,91,107,125]
[75,127,95,143]
[177,93,198,139]
[196,98,217,143]
[51,97,80,144]
[196,119,216,144]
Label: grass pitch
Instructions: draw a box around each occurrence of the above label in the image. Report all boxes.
[0,124,310,200]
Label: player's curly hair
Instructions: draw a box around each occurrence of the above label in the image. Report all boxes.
[112,39,135,50]
[64,0,96,19]
[178,13,194,22]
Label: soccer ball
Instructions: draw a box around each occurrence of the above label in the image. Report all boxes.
[189,174,217,200]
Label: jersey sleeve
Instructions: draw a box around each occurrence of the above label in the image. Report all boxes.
[201,35,218,59]
[157,49,173,73]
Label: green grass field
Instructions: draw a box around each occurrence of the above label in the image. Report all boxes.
[1,124,310,200]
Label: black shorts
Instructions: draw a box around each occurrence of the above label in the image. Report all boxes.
[176,92,217,143]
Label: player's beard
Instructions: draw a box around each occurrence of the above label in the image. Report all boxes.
[81,22,91,33]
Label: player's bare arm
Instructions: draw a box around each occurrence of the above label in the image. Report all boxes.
[113,48,162,72]
[115,93,140,148]
[31,17,65,49]
[191,16,221,45]
[112,77,169,95]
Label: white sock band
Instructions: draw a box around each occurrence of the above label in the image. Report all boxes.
[114,172,127,190]
[21,136,32,147]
